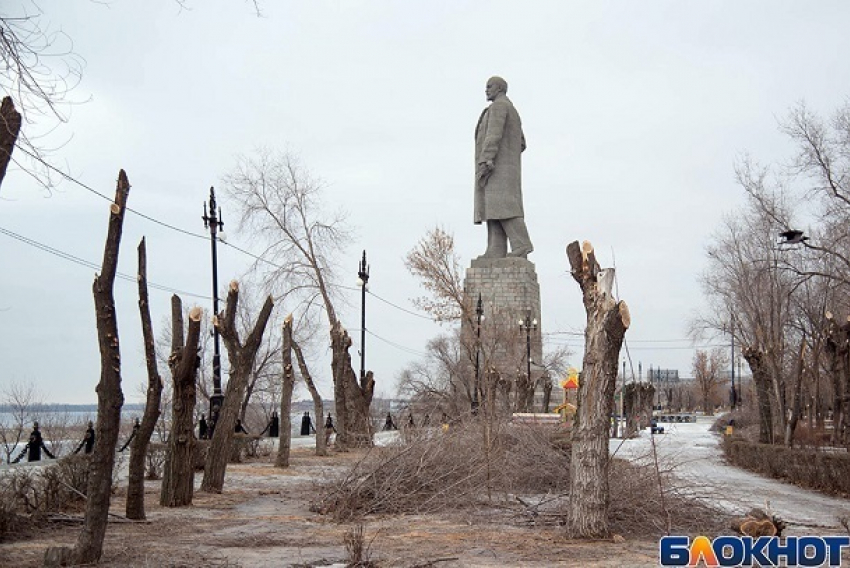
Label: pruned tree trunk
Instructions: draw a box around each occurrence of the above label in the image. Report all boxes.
[743,346,774,444]
[276,314,296,468]
[565,240,630,540]
[0,96,22,191]
[515,372,535,413]
[292,337,326,456]
[160,298,202,507]
[826,313,850,446]
[330,322,374,448]
[624,382,655,437]
[54,170,130,566]
[784,338,807,447]
[542,378,553,414]
[768,353,788,434]
[202,281,274,493]
[126,238,163,520]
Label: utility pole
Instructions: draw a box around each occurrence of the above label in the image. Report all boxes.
[357,251,370,382]
[202,187,225,438]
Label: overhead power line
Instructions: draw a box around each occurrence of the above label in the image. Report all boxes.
[13,147,440,324]
[365,329,429,357]
[367,290,434,321]
[14,145,210,242]
[0,225,211,300]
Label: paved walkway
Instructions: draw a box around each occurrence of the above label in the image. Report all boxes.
[610,418,850,532]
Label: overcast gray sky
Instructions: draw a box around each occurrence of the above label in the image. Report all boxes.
[3,1,850,404]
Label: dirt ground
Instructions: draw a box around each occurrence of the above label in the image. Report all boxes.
[3,446,664,568]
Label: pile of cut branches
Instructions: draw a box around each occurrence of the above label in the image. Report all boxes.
[315,421,727,538]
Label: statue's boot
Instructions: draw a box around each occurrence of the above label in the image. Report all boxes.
[507,247,533,259]
[503,217,533,259]
[476,220,508,260]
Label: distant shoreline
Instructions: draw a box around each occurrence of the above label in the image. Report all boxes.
[0,403,145,414]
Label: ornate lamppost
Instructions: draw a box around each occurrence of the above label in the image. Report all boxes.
[518,308,538,408]
[202,187,225,438]
[357,250,370,382]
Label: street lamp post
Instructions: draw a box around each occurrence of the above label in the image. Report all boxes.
[518,308,538,410]
[357,250,370,382]
[202,187,225,438]
[473,293,483,414]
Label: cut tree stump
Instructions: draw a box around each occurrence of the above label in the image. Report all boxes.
[565,240,630,540]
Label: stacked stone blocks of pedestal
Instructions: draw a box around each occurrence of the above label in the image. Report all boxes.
[463,257,543,408]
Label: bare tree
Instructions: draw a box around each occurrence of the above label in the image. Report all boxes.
[0,3,86,191]
[405,226,467,323]
[699,195,800,443]
[159,297,202,508]
[42,170,130,566]
[292,333,326,456]
[0,380,42,463]
[126,238,163,520]
[234,281,281,426]
[691,348,728,415]
[224,149,373,446]
[565,240,630,539]
[201,280,274,493]
[0,96,21,189]
[397,332,467,415]
[0,383,40,453]
[276,314,296,467]
[405,226,557,414]
[725,100,850,444]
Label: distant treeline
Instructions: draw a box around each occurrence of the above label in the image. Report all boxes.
[0,403,145,414]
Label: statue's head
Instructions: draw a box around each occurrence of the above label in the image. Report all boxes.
[485,76,508,101]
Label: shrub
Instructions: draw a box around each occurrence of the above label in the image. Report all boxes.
[722,437,850,495]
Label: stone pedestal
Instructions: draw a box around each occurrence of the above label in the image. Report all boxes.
[462,257,543,411]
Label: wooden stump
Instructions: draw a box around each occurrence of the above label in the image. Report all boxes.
[565,240,630,540]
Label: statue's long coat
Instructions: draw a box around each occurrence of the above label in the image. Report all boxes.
[474,93,526,223]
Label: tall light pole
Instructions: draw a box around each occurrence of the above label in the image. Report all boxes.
[518,308,538,409]
[473,293,483,414]
[357,250,370,382]
[202,187,225,437]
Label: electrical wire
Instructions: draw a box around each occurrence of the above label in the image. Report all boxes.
[365,329,429,357]
[12,147,443,324]
[367,290,435,321]
[0,225,211,300]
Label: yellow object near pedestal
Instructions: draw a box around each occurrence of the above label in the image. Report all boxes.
[725,425,734,436]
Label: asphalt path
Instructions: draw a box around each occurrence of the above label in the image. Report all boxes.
[609,417,850,533]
